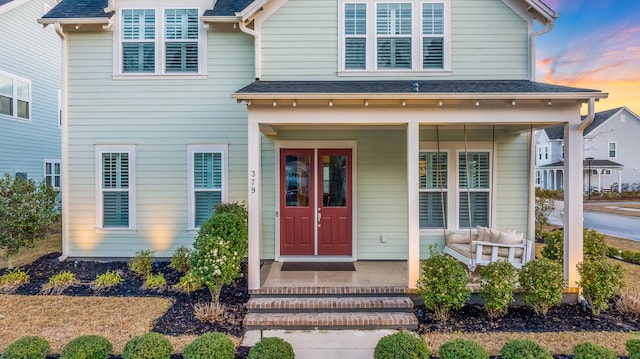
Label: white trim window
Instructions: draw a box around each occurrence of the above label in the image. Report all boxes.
[96,145,136,229]
[340,0,450,73]
[0,70,31,120]
[43,159,61,190]
[419,142,492,230]
[561,144,565,159]
[118,7,204,75]
[608,141,617,158]
[188,144,228,229]
[537,146,542,160]
[535,170,541,186]
[544,145,549,160]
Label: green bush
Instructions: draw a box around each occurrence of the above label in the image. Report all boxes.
[621,250,640,265]
[479,261,518,318]
[500,339,552,359]
[128,250,155,278]
[373,331,430,359]
[535,188,558,236]
[248,337,294,359]
[60,335,112,359]
[94,270,123,292]
[573,342,616,359]
[122,332,173,359]
[577,258,625,315]
[519,258,564,316]
[189,202,248,303]
[0,267,30,294]
[174,272,202,293]
[416,249,471,320]
[438,338,488,359]
[41,270,77,295]
[542,228,608,262]
[1,335,50,359]
[144,273,167,290]
[169,246,191,273]
[627,338,640,359]
[183,332,235,359]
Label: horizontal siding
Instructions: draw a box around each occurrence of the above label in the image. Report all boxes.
[495,133,530,232]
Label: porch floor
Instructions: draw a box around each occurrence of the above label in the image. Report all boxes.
[259,260,408,288]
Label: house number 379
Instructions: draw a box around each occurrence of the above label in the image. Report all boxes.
[250,170,256,193]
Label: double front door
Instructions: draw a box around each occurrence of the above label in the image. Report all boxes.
[280,148,352,256]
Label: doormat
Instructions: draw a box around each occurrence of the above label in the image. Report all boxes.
[280,262,356,271]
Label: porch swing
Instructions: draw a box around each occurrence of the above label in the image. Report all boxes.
[438,125,534,270]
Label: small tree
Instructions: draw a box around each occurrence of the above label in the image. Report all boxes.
[535,188,558,237]
[0,174,58,268]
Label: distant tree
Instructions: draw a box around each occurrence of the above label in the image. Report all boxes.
[0,174,58,268]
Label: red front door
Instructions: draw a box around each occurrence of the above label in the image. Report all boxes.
[280,149,352,256]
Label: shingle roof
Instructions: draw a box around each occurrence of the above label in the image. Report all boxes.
[544,126,564,140]
[203,0,255,17]
[540,159,623,169]
[0,0,14,7]
[41,0,111,19]
[235,80,601,94]
[582,107,624,135]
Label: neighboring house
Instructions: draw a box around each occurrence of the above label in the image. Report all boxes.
[536,107,640,192]
[39,0,606,292]
[0,0,61,188]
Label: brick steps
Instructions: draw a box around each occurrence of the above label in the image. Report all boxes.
[244,286,418,330]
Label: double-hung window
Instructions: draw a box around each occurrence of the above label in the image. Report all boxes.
[419,143,492,231]
[341,0,449,72]
[96,145,135,229]
[44,159,61,190]
[120,7,201,75]
[188,144,228,229]
[0,71,30,120]
[608,142,617,158]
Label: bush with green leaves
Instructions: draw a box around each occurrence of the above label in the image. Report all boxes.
[438,338,488,359]
[627,338,640,359]
[122,332,173,359]
[60,335,112,359]
[41,270,77,295]
[542,228,608,262]
[535,188,559,236]
[573,342,616,359]
[0,174,58,269]
[373,331,430,359]
[189,202,248,303]
[170,246,191,273]
[519,258,564,316]
[144,273,167,290]
[577,258,625,315]
[174,271,202,293]
[247,337,294,359]
[416,249,471,320]
[128,250,155,278]
[0,267,30,294]
[1,335,50,359]
[500,339,552,359]
[479,261,519,318]
[94,270,123,292]
[183,332,235,359]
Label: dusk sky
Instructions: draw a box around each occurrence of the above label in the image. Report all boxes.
[536,0,640,115]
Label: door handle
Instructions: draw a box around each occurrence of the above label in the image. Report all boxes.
[317,212,321,227]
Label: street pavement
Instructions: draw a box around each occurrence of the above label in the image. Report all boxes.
[549,201,640,241]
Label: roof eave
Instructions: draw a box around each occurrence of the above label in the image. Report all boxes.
[37,17,111,26]
[201,15,241,23]
[233,92,608,101]
[524,0,559,24]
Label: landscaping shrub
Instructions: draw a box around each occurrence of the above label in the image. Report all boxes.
[573,342,616,359]
[143,273,167,290]
[247,337,294,359]
[170,246,191,273]
[500,339,552,359]
[577,258,625,315]
[542,228,608,262]
[128,250,155,278]
[479,261,518,318]
[183,332,235,359]
[373,331,430,359]
[0,267,30,294]
[1,335,50,359]
[416,248,471,320]
[93,270,123,292]
[189,202,248,303]
[60,335,112,359]
[122,333,173,359]
[617,288,640,316]
[438,338,488,359]
[535,188,558,236]
[41,270,77,295]
[193,302,229,324]
[627,338,640,359]
[174,272,202,293]
[620,249,640,265]
[519,258,564,316]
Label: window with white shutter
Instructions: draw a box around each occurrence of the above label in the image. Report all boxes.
[188,144,228,229]
[96,145,135,229]
[344,3,367,69]
[458,151,490,228]
[419,151,448,228]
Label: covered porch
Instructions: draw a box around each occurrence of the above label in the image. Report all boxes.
[233,80,607,293]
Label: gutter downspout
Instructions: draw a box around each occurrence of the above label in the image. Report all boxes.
[579,98,596,132]
[530,21,554,80]
[54,23,69,262]
[238,20,261,80]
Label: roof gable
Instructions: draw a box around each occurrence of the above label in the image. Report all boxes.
[544,126,564,140]
[582,107,624,135]
[203,0,254,17]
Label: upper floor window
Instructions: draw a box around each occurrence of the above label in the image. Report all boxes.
[561,144,565,159]
[0,71,30,120]
[118,8,203,75]
[608,142,617,158]
[537,146,542,160]
[341,0,449,73]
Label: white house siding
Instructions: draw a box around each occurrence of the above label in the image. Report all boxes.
[259,0,529,80]
[65,30,254,258]
[0,0,61,181]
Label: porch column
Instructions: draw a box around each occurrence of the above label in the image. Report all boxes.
[248,120,262,290]
[563,121,584,292]
[598,171,602,191]
[407,121,420,288]
[618,170,623,192]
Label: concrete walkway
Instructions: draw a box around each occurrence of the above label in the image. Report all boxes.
[242,329,397,359]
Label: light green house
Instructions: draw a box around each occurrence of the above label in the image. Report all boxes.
[40,0,606,291]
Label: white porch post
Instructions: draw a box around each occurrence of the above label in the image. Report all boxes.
[618,170,623,192]
[598,171,602,191]
[407,121,420,288]
[564,121,584,291]
[248,120,262,290]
